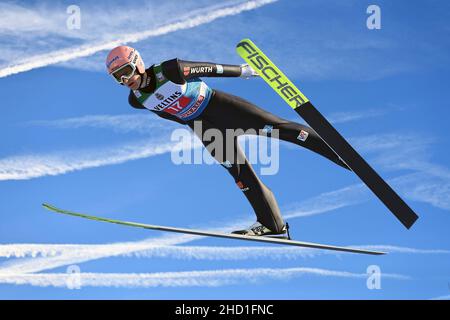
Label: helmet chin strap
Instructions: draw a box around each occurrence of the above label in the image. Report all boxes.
[139,71,151,89]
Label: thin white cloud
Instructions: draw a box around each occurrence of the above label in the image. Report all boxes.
[0,3,59,35]
[0,132,446,217]
[282,170,449,217]
[0,137,203,181]
[298,171,450,213]
[389,172,450,211]
[26,114,176,134]
[13,116,449,213]
[0,173,446,275]
[346,132,450,210]
[283,183,368,219]
[430,294,450,300]
[0,190,363,275]
[0,244,311,260]
[354,245,450,255]
[0,0,277,78]
[327,109,388,124]
[0,267,409,288]
[27,107,385,134]
[0,128,448,274]
[26,107,379,134]
[0,234,198,275]
[349,133,434,160]
[0,172,445,276]
[1,243,448,260]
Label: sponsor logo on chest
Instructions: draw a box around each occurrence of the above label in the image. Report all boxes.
[138,80,209,120]
[153,91,183,112]
[139,81,187,112]
[164,96,192,115]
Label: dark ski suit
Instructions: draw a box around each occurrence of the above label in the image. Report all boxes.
[128,59,349,233]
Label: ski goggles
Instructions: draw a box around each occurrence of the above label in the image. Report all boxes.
[110,62,137,84]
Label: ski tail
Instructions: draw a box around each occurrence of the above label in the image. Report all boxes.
[236,38,418,229]
[297,102,418,229]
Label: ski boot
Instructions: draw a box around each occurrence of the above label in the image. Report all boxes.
[232,221,291,239]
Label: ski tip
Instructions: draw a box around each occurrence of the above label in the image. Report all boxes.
[42,203,60,213]
[236,38,252,46]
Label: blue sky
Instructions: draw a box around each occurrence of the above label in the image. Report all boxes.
[0,0,450,299]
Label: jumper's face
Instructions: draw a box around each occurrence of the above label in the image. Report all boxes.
[122,73,141,90]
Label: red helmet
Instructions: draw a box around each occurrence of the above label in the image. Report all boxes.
[106,45,145,83]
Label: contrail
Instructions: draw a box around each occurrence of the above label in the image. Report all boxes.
[0,0,277,78]
[0,138,202,181]
[0,233,199,275]
[1,243,448,260]
[26,114,176,134]
[0,267,409,288]
[1,130,448,274]
[352,245,450,255]
[0,194,358,274]
[430,294,450,300]
[1,169,448,274]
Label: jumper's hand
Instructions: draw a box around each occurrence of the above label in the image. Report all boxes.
[240,63,259,79]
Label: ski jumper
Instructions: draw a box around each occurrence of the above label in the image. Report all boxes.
[128,59,349,233]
